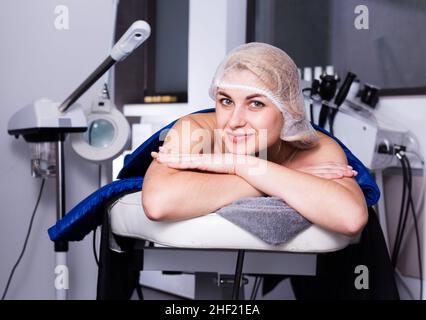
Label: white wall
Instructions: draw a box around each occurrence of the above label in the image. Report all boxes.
[187,0,247,110]
[0,0,115,299]
[329,0,426,88]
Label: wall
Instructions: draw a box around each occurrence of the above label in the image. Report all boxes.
[330,0,426,88]
[187,0,247,110]
[254,0,426,88]
[0,0,115,299]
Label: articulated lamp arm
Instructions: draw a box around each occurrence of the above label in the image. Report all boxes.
[58,20,151,114]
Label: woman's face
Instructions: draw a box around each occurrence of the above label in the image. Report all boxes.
[214,69,283,155]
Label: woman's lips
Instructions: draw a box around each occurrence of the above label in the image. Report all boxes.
[226,132,254,143]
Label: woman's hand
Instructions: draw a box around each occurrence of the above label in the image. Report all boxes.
[151,146,247,174]
[152,147,356,179]
[295,162,358,179]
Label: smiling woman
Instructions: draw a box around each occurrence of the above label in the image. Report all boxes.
[215,80,283,157]
[142,42,367,237]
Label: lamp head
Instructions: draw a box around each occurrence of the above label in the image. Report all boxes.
[111,20,151,61]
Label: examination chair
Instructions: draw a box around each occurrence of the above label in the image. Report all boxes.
[48,108,399,300]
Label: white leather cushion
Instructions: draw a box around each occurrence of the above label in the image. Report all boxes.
[109,191,357,253]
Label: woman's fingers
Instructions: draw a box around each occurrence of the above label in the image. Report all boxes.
[154,152,206,165]
[320,167,357,176]
[302,163,352,170]
[297,162,357,177]
[154,153,359,177]
[299,166,357,179]
[159,146,170,154]
[151,152,237,174]
[322,172,344,179]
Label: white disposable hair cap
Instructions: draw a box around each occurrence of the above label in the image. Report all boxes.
[209,42,319,149]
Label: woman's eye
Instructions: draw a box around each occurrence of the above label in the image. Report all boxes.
[220,98,233,106]
[250,100,265,108]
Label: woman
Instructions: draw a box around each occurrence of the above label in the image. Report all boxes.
[142,43,368,236]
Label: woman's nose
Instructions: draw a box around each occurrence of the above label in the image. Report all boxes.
[227,106,247,128]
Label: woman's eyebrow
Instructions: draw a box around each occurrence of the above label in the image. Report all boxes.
[245,93,266,100]
[217,91,231,98]
[217,91,266,100]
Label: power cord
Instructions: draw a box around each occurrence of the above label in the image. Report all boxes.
[401,153,423,300]
[1,179,45,300]
[391,151,423,300]
[391,152,409,266]
[93,227,99,267]
[250,276,262,300]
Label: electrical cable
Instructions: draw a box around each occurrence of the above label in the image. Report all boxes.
[399,151,425,260]
[395,155,413,263]
[93,228,99,267]
[396,151,425,300]
[250,276,259,300]
[392,152,423,300]
[392,153,408,267]
[402,154,423,300]
[393,154,413,267]
[1,179,45,300]
[253,277,262,299]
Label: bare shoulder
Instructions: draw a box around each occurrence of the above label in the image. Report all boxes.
[170,112,215,131]
[290,131,347,167]
[185,112,217,131]
[164,112,216,153]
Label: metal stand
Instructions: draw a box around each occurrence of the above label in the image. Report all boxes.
[54,134,68,300]
[232,250,245,300]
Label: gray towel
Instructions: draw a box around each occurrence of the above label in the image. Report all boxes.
[215,197,311,245]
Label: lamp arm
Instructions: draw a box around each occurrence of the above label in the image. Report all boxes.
[58,20,151,113]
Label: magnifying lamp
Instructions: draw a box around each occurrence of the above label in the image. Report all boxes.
[7,20,151,300]
[8,20,151,166]
[71,85,130,163]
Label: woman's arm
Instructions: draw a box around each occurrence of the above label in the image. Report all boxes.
[236,138,368,236]
[142,115,264,221]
